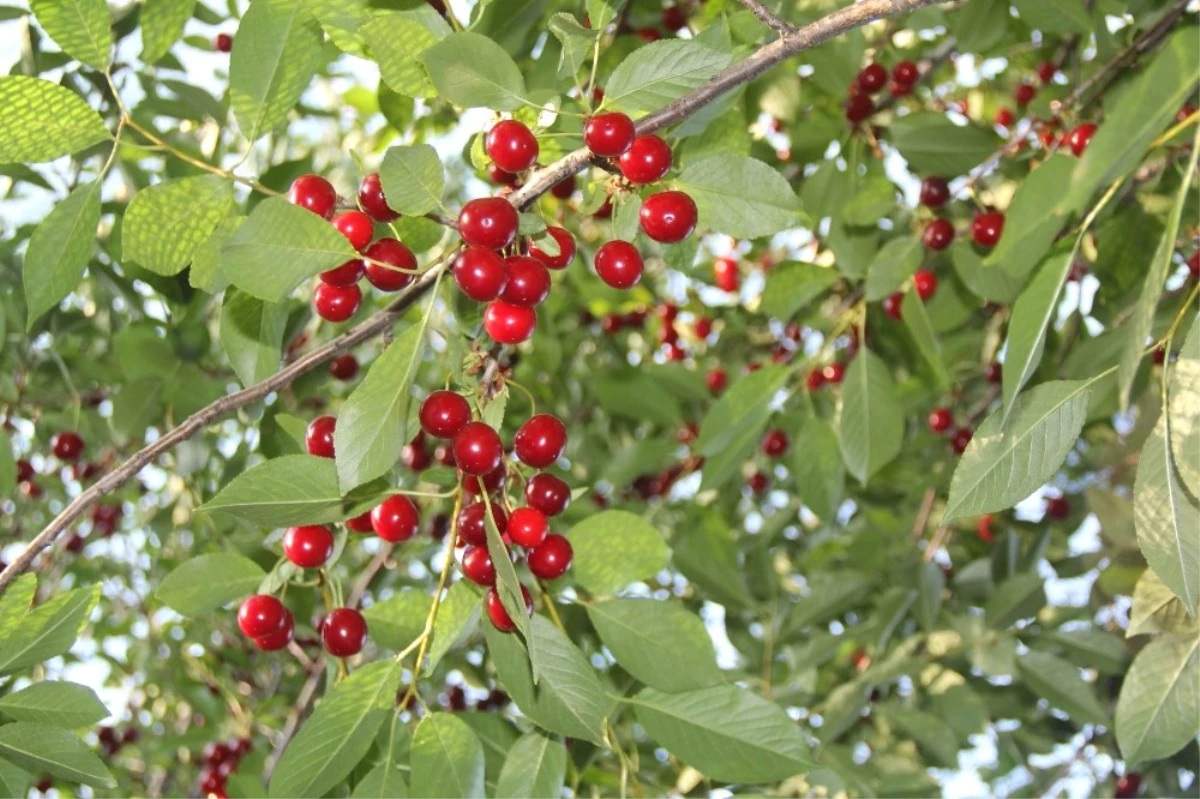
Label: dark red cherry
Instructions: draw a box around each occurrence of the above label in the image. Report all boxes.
[371,496,420,543]
[617,135,672,184]
[845,94,875,123]
[461,545,496,586]
[529,226,576,270]
[525,472,570,516]
[453,247,508,301]
[328,354,358,381]
[51,432,84,461]
[288,175,337,219]
[892,60,919,85]
[639,190,697,243]
[486,120,539,174]
[856,63,887,94]
[971,212,1004,248]
[305,415,336,458]
[585,112,637,157]
[923,218,955,251]
[501,256,551,306]
[919,176,950,208]
[1067,123,1097,157]
[238,595,287,639]
[486,585,532,632]
[254,610,294,651]
[527,534,572,580]
[322,608,367,657]
[453,422,503,476]
[358,172,398,222]
[513,414,567,468]
[420,391,471,439]
[594,240,643,289]
[363,238,416,292]
[928,407,953,433]
[457,502,507,547]
[458,197,519,250]
[913,269,938,300]
[319,258,364,286]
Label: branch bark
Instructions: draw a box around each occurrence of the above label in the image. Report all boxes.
[736,0,797,35]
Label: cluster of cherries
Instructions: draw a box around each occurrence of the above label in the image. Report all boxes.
[196,736,252,799]
[915,174,1007,256]
[845,59,923,123]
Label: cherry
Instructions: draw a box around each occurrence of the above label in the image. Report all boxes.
[313,282,362,323]
[283,525,334,568]
[322,607,367,657]
[927,407,953,433]
[486,584,532,632]
[458,197,519,250]
[200,772,225,795]
[600,313,623,334]
[529,226,576,270]
[594,240,643,289]
[363,238,416,292]
[371,495,420,542]
[320,258,364,286]
[985,361,1002,383]
[919,176,950,208]
[584,112,636,157]
[913,269,938,300]
[976,514,995,543]
[713,257,739,292]
[403,434,432,471]
[1066,123,1097,157]
[1189,251,1200,279]
[822,362,846,384]
[328,354,358,381]
[618,135,672,184]
[761,429,789,458]
[889,80,912,97]
[747,471,770,495]
[358,172,398,222]
[706,368,727,394]
[951,426,973,454]
[461,545,497,586]
[214,33,233,52]
[288,175,337,220]
[486,120,539,174]
[994,108,1015,127]
[514,414,567,468]
[1045,495,1070,520]
[883,292,904,319]
[971,212,1005,248]
[661,3,687,30]
[1115,774,1141,799]
[1014,81,1036,107]
[238,595,287,639]
[333,210,374,251]
[844,94,875,123]
[51,431,84,461]
[892,60,918,85]
[305,415,336,458]
[856,63,887,94]
[483,300,537,344]
[805,369,825,391]
[461,464,506,495]
[640,190,697,243]
[522,475,568,519]
[1036,60,1056,83]
[528,534,573,580]
[501,256,551,306]
[550,175,576,199]
[488,163,520,186]
[695,316,713,338]
[458,502,507,547]
[16,459,33,483]
[420,391,471,439]
[453,247,508,301]
[21,480,42,499]
[923,218,955,250]
[346,511,374,533]
[453,422,503,475]
[507,507,548,548]
[593,197,613,218]
[637,27,662,43]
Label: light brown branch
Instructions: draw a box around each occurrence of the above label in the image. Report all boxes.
[737,0,797,35]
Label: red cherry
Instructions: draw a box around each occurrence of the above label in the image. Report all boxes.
[283,525,334,568]
[888,80,913,97]
[486,585,532,632]
[238,595,287,639]
[507,507,548,548]
[215,33,233,52]
[639,190,697,243]
[322,608,367,658]
[313,282,362,323]
[593,197,613,219]
[16,459,33,483]
[706,368,727,394]
[637,27,662,43]
[453,422,503,476]
[661,3,687,30]
[457,502,507,547]
[1066,123,1097,157]
[919,176,950,208]
[550,175,576,199]
[923,218,955,251]
[594,240,643,289]
[328,354,358,381]
[913,269,938,300]
[453,247,508,301]
[1036,60,1056,83]
[402,433,432,471]
[1115,774,1141,799]
[618,135,672,184]
[856,63,887,94]
[305,415,336,458]
[1188,251,1200,278]
[357,172,398,222]
[883,292,904,319]
[806,369,825,391]
[488,163,520,186]
[525,472,570,516]
[461,464,506,495]
[928,407,953,433]
[483,300,537,344]
[971,212,1005,248]
[892,60,919,85]
[346,511,374,533]
[514,414,567,468]
[461,545,497,586]
[363,238,416,292]
[255,612,294,651]
[288,175,337,219]
[371,496,420,542]
[1045,495,1070,520]
[528,534,572,580]
[601,313,623,334]
[584,112,636,157]
[420,391,471,439]
[845,94,875,123]
[713,257,739,292]
[458,197,519,250]
[1014,82,1036,107]
[976,514,995,543]
[994,108,1015,127]
[501,256,551,306]
[985,361,1002,383]
[951,426,973,454]
[761,429,789,458]
[486,120,539,174]
[334,210,374,251]
[747,471,769,494]
[695,316,713,338]
[822,362,846,384]
[51,431,84,461]
[320,258,364,286]
[529,226,576,270]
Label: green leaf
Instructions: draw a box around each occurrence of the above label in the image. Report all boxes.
[788,571,873,632]
[1168,318,1199,497]
[791,417,844,520]
[877,705,959,768]
[1133,411,1200,609]
[303,0,372,55]
[140,0,194,63]
[953,0,1007,52]
[362,12,449,99]
[221,196,357,301]
[952,241,1022,304]
[421,32,527,111]
[604,40,731,114]
[335,322,427,492]
[672,511,755,610]
[548,14,598,79]
[1115,633,1199,765]
[759,262,839,320]
[676,155,801,239]
[587,599,722,692]
[696,365,788,455]
[494,733,565,799]
[864,236,922,302]
[984,572,1045,628]
[362,590,431,652]
[230,0,323,141]
[29,0,110,69]
[1018,650,1107,726]
[482,495,530,641]
[1011,0,1091,33]
[984,156,1079,281]
[837,349,904,485]
[594,368,681,427]
[22,182,100,329]
[567,510,669,597]
[0,724,113,787]
[0,575,36,628]
[200,454,384,526]
[0,682,108,728]
[351,763,409,799]
[944,380,1092,521]
[889,112,996,177]
[123,176,234,276]
[424,582,482,674]
[0,584,100,677]
[270,661,402,798]
[378,144,445,220]
[409,714,485,799]
[0,758,29,799]
[900,291,948,389]
[1001,252,1072,419]
[629,686,814,783]
[916,561,945,631]
[155,553,267,617]
[1128,568,1200,638]
[0,430,13,499]
[1045,628,1128,675]
[0,77,109,164]
[190,216,242,293]
[219,289,289,387]
[485,615,615,745]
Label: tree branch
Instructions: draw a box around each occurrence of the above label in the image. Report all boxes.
[737,0,797,35]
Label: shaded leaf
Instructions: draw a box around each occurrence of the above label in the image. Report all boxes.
[567,510,669,597]
[410,714,485,799]
[587,599,722,692]
[23,182,100,328]
[155,553,267,617]
[123,176,234,276]
[230,0,324,141]
[1115,634,1199,765]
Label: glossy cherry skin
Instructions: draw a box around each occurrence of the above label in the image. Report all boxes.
[822,362,846,384]
[454,247,508,301]
[254,610,294,651]
[486,120,539,174]
[640,190,697,243]
[420,391,471,439]
[51,432,85,461]
[320,258,364,286]
[328,354,358,381]
[484,300,537,344]
[461,545,497,586]
[845,94,874,123]
[458,197,519,250]
[334,210,374,251]
[857,63,887,94]
[457,502,507,547]
[618,135,672,184]
[214,33,233,52]
[363,238,416,291]
[892,60,918,85]
[514,414,567,468]
[713,257,739,292]
[486,585,532,632]
[761,429,789,457]
[528,534,573,580]
[584,112,636,157]
[529,226,576,270]
[15,459,33,483]
[923,218,955,251]
[358,172,398,222]
[994,108,1015,127]
[403,434,432,471]
[313,282,362,322]
[288,175,337,219]
[928,407,953,433]
[461,464,506,496]
[1067,123,1097,156]
[971,212,1005,248]
[883,292,904,319]
[283,525,334,568]
[913,269,938,300]
[594,240,643,289]
[507,507,548,548]
[371,496,420,542]
[919,176,950,208]
[1014,82,1036,106]
[346,511,374,533]
[238,595,287,638]
[501,256,551,306]
[525,473,570,516]
[706,368,727,393]
[322,608,367,658]
[453,422,504,476]
[305,415,336,458]
[951,426,973,454]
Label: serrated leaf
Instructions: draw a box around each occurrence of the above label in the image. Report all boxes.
[1134,412,1200,609]
[421,32,526,110]
[984,156,1079,281]
[23,182,100,329]
[363,12,449,98]
[379,144,445,217]
[952,241,1022,303]
[219,289,289,387]
[0,724,113,788]
[230,0,324,141]
[478,495,531,643]
[1115,633,1199,764]
[410,714,485,799]
[791,417,844,520]
[123,176,234,276]
[759,262,839,319]
[1018,650,1107,725]
[889,112,996,177]
[424,582,482,675]
[1001,252,1072,419]
[1128,569,1200,638]
[864,236,922,301]
[604,39,730,114]
[29,0,110,69]
[155,553,266,617]
[1168,318,1199,497]
[587,599,722,693]
[837,349,904,485]
[548,14,597,79]
[901,291,948,389]
[190,216,242,293]
[0,584,99,676]
[351,763,409,799]
[0,758,29,799]
[494,733,564,799]
[302,0,372,55]
[0,682,108,728]
[676,154,801,239]
[984,572,1045,628]
[0,77,109,164]
[140,0,194,63]
[362,590,431,652]
[567,510,669,597]
[0,575,36,629]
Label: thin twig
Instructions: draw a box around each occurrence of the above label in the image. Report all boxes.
[737,0,797,34]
